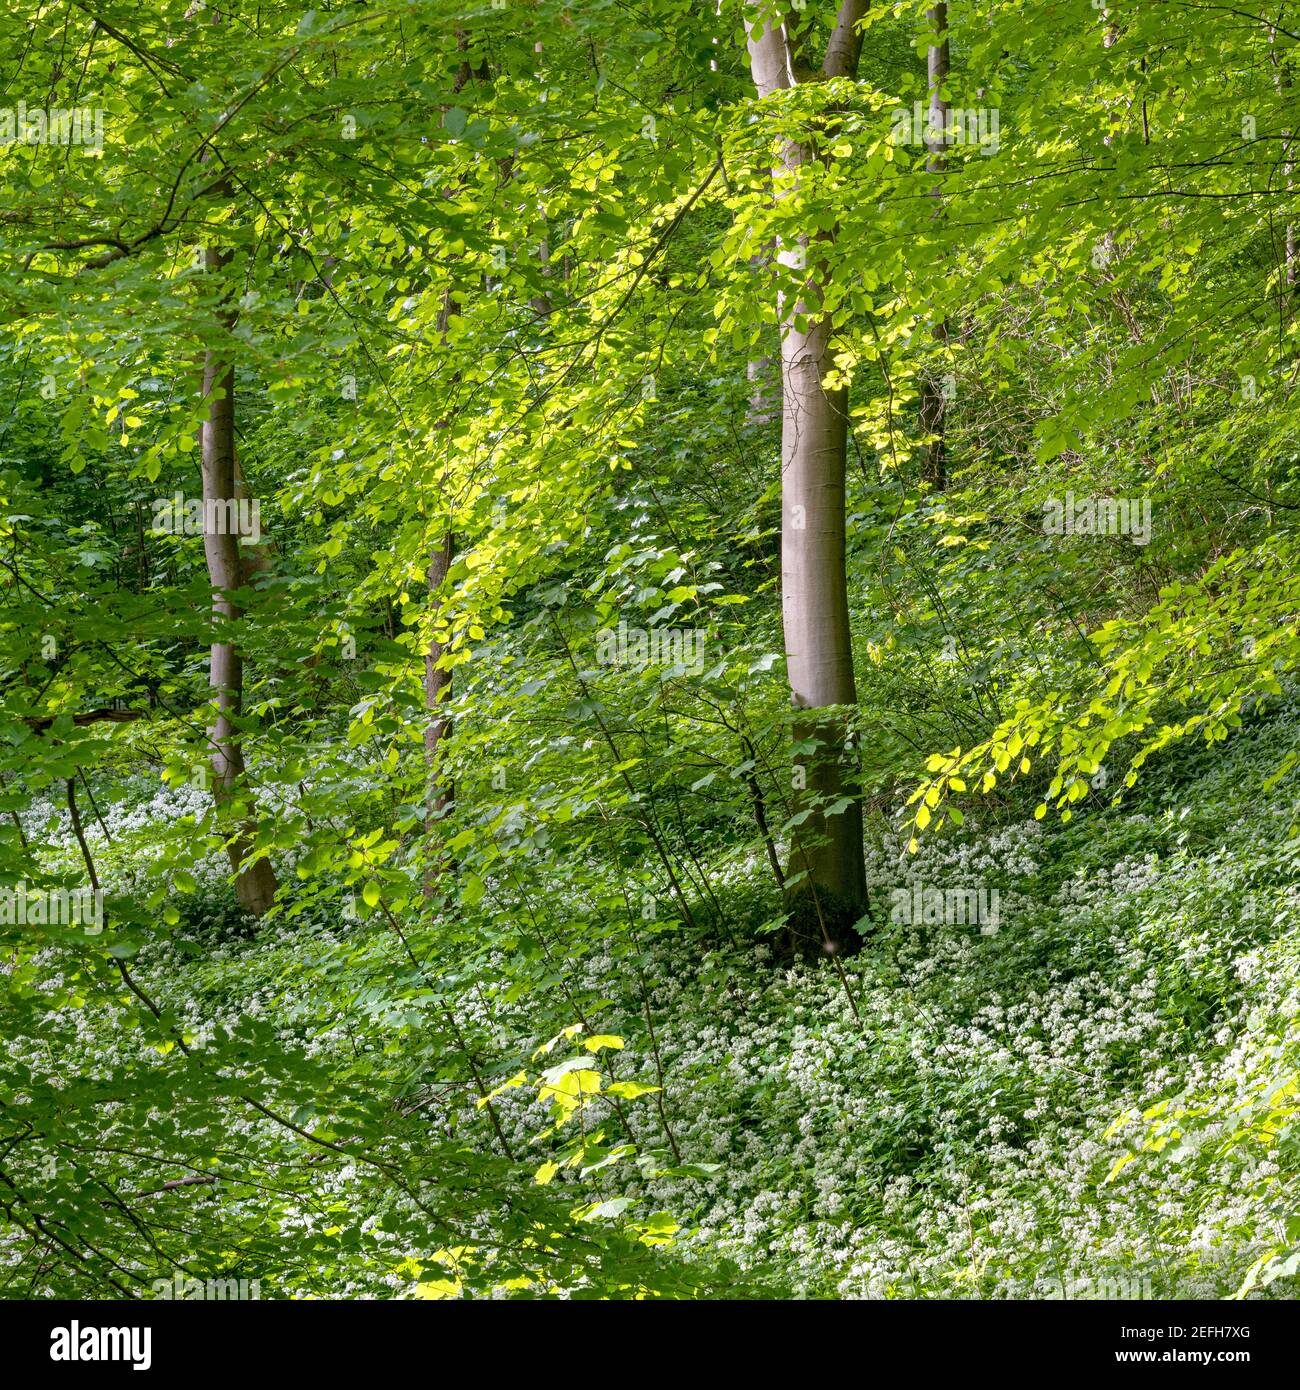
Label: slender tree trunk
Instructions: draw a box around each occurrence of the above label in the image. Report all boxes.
[423,526,455,894]
[201,245,277,915]
[746,349,778,428]
[530,230,554,318]
[918,3,951,491]
[1098,8,1120,272]
[423,279,459,896]
[781,312,867,943]
[746,192,779,430]
[421,34,496,895]
[746,3,870,957]
[1272,27,1296,327]
[233,450,274,584]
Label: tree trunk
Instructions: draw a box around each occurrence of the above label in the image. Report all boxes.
[746,350,778,429]
[201,245,278,916]
[423,278,460,897]
[423,527,455,896]
[781,313,867,951]
[1272,26,1296,327]
[421,36,495,896]
[746,3,870,957]
[917,3,951,491]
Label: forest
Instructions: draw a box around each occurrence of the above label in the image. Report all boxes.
[0,0,1299,1323]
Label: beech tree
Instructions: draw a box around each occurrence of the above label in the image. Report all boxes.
[2,0,1300,1311]
[744,2,871,954]
[199,245,278,915]
[916,2,951,491]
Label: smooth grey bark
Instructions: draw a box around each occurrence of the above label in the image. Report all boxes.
[918,3,951,491]
[201,246,277,915]
[1272,27,1296,318]
[746,2,870,956]
[421,35,498,894]
[780,312,866,933]
[746,348,779,428]
[422,279,460,897]
[423,523,455,896]
[234,450,274,584]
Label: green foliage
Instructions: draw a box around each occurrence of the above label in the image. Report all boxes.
[2,0,1300,1299]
